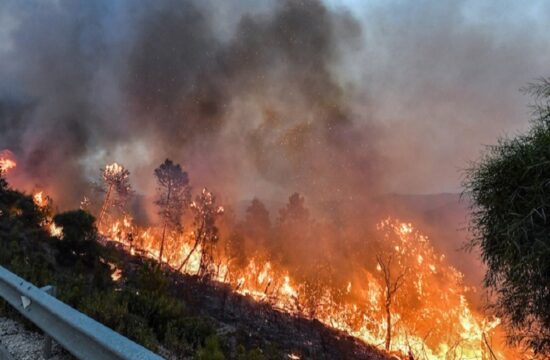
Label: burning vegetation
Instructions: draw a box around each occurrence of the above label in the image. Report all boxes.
[1,1,548,358]
[0,151,16,173]
[1,153,521,359]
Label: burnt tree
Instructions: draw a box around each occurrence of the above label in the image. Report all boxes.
[177,188,224,277]
[97,162,132,229]
[376,253,407,352]
[154,159,191,263]
[244,198,271,240]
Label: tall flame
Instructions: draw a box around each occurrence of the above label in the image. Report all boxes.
[97,214,516,359]
[28,186,520,358]
[0,157,16,173]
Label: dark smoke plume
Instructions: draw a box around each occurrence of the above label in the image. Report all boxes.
[3,0,549,207]
[0,0,375,208]
[2,0,550,327]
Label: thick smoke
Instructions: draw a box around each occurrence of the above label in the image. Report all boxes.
[347,0,550,193]
[2,0,550,208]
[2,3,549,341]
[0,0,378,209]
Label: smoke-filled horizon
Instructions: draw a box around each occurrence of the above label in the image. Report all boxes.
[1,0,549,209]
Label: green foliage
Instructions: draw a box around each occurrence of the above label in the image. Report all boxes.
[195,335,225,360]
[131,260,170,294]
[164,317,217,358]
[0,184,45,232]
[53,210,96,242]
[0,180,53,286]
[464,78,550,356]
[53,210,102,268]
[79,290,158,349]
[127,290,186,342]
[236,345,266,360]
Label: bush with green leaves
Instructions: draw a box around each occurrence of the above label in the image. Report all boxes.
[195,335,225,360]
[53,210,100,265]
[464,78,550,356]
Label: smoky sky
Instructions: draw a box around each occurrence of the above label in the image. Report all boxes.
[344,0,550,193]
[0,0,549,208]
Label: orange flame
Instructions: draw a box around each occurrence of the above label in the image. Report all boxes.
[27,183,521,359]
[33,190,63,237]
[33,191,46,207]
[95,215,518,359]
[0,157,16,173]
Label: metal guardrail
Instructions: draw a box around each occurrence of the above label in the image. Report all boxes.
[0,266,164,360]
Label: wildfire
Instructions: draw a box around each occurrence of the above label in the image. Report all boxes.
[0,150,17,173]
[33,191,46,207]
[25,185,517,358]
[95,214,514,359]
[104,162,125,177]
[33,190,63,237]
[108,262,123,281]
[49,223,63,237]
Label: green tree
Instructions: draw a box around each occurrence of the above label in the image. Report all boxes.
[53,210,99,267]
[195,335,225,360]
[464,78,550,356]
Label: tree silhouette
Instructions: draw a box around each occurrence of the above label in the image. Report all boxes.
[154,159,191,263]
[376,253,407,352]
[244,198,271,240]
[178,188,224,278]
[97,162,132,229]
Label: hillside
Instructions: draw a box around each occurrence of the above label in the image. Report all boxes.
[0,178,392,360]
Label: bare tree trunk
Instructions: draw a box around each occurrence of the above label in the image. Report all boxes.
[385,296,392,351]
[158,186,172,263]
[177,238,199,272]
[376,254,406,353]
[98,184,113,230]
[159,222,167,263]
[199,243,212,278]
[482,333,498,360]
[177,221,205,272]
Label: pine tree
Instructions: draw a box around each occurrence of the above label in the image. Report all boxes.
[97,162,132,229]
[154,159,191,263]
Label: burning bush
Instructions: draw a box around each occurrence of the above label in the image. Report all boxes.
[0,176,270,358]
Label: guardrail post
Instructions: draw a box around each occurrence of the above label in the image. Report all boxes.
[40,285,55,359]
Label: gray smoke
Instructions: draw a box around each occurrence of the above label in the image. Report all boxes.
[1,0,549,209]
[0,0,376,208]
